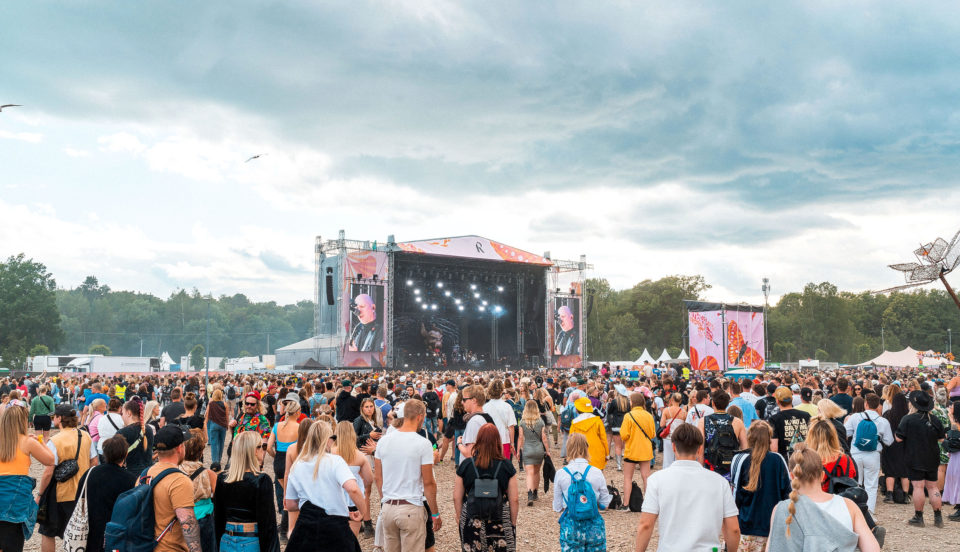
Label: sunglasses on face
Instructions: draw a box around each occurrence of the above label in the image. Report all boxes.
[245,402,258,407]
[462,395,474,401]
[259,444,268,450]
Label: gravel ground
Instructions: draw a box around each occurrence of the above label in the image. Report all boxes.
[23,431,953,552]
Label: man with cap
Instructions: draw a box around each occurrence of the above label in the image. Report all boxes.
[768,386,811,463]
[896,390,947,527]
[335,380,361,423]
[144,425,201,552]
[38,405,99,552]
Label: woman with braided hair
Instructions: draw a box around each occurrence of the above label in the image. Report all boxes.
[118,396,155,477]
[766,443,879,552]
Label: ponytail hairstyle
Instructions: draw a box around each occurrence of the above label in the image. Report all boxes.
[334,421,358,464]
[785,443,823,537]
[123,397,147,450]
[743,421,772,492]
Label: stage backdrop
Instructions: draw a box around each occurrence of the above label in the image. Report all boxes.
[685,301,765,371]
[342,251,388,367]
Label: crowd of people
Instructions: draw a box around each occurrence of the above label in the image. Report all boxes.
[0,362,958,552]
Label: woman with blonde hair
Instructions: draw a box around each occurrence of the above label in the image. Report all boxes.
[730,421,790,552]
[0,405,55,552]
[214,431,279,552]
[605,385,631,471]
[283,421,367,551]
[767,444,879,552]
[332,421,374,539]
[658,392,687,469]
[267,394,302,536]
[814,398,850,454]
[517,399,550,506]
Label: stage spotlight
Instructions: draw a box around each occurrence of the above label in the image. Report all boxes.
[431,304,437,310]
[437,282,443,288]
[406,280,413,286]
[479,306,486,311]
[421,304,428,310]
[473,293,480,299]
[470,284,477,290]
[497,286,504,292]
[458,305,465,311]
[444,290,451,297]
[482,300,488,306]
[494,305,502,313]
[415,297,422,303]
[414,289,421,295]
[455,299,461,304]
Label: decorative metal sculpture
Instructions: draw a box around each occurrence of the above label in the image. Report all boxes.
[880,229,960,310]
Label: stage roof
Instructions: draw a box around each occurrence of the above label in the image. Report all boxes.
[398,235,553,266]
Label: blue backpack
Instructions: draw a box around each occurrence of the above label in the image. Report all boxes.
[562,466,599,521]
[853,412,879,452]
[104,468,181,552]
[560,404,576,432]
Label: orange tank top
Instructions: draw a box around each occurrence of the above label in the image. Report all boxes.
[0,442,31,476]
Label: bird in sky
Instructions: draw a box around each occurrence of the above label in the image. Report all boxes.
[0,104,22,111]
[245,153,267,163]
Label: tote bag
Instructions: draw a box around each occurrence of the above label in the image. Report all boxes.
[62,466,93,552]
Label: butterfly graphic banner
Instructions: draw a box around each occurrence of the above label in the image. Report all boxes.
[685,301,765,371]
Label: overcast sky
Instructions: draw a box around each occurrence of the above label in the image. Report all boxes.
[3,1,960,305]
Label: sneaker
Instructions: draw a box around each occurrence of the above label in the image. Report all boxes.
[934,512,944,528]
[883,494,894,504]
[908,514,925,527]
[527,491,534,507]
[872,526,885,547]
[533,490,538,501]
[948,510,960,522]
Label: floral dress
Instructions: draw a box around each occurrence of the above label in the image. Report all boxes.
[457,458,517,552]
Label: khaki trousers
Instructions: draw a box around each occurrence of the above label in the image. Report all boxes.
[380,502,427,552]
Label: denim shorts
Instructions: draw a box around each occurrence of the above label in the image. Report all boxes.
[220,534,259,552]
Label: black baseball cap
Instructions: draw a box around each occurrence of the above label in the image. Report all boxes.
[445,379,456,387]
[766,382,778,394]
[54,404,76,418]
[155,425,189,451]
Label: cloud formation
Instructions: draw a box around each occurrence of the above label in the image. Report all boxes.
[2,2,960,306]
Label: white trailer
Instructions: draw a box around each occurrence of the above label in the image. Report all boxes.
[65,356,161,373]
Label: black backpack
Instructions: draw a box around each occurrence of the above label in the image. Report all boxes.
[465,459,504,521]
[628,481,644,512]
[704,414,739,475]
[423,392,441,418]
[823,456,860,495]
[226,385,237,401]
[606,483,622,510]
[943,429,960,453]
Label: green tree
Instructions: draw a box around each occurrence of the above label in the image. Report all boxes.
[190,344,205,371]
[29,344,51,356]
[88,344,112,356]
[815,348,829,361]
[667,346,681,359]
[855,343,872,363]
[0,254,63,368]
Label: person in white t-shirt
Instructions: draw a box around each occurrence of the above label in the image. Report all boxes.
[284,421,368,532]
[95,398,125,455]
[374,399,440,552]
[458,385,492,465]
[685,389,714,424]
[482,380,517,459]
[843,393,894,515]
[634,423,739,552]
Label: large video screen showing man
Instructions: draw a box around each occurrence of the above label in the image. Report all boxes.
[553,297,581,368]
[348,287,384,352]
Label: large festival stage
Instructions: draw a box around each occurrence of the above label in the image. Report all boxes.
[306,233,591,370]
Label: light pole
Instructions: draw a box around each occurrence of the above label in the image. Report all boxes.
[761,278,770,362]
[949,328,952,355]
[204,297,211,392]
[881,325,885,352]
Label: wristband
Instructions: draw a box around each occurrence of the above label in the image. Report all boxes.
[431,513,440,518]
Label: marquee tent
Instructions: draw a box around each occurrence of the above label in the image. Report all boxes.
[677,349,689,360]
[858,346,957,368]
[634,349,656,364]
[656,349,671,362]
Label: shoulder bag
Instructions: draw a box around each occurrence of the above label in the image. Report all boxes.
[63,467,93,552]
[658,407,683,439]
[54,430,82,482]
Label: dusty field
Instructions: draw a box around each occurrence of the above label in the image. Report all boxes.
[23,431,953,552]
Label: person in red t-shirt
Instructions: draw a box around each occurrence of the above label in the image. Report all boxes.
[807,419,857,491]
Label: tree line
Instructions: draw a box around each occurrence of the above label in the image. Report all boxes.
[3,253,959,368]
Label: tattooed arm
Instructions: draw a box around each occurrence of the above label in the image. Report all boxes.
[175,508,202,552]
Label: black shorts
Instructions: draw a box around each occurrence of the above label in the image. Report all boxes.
[623,457,645,464]
[423,500,435,549]
[33,415,52,431]
[38,501,76,538]
[0,520,24,552]
[348,505,359,513]
[443,421,456,440]
[908,467,939,482]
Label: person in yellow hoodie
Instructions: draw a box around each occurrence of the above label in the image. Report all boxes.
[569,397,608,470]
[620,392,655,509]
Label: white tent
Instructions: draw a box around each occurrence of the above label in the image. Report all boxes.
[634,348,656,364]
[857,346,952,368]
[656,349,672,362]
[677,349,689,360]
